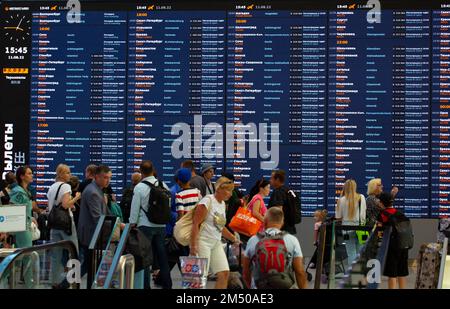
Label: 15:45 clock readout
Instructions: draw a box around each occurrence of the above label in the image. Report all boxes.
[5,47,28,54]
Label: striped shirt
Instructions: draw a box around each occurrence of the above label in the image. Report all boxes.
[175,188,202,213]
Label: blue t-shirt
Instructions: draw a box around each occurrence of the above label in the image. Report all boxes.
[166,183,181,236]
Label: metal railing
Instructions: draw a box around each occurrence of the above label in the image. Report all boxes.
[314,218,377,289]
[92,223,132,289]
[118,254,135,289]
[0,240,79,289]
[87,215,120,289]
[335,225,391,289]
[437,237,448,289]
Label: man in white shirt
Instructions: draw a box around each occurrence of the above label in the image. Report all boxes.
[129,160,172,289]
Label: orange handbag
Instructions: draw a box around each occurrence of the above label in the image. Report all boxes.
[229,207,262,237]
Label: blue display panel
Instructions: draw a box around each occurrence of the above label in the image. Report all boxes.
[2,1,450,218]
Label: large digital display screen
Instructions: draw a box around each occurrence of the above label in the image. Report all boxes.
[1,0,449,218]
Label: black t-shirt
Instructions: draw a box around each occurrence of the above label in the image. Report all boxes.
[225,188,244,225]
[268,186,296,234]
[268,186,288,208]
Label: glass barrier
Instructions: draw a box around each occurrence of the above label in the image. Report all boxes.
[339,226,391,289]
[87,215,120,289]
[0,240,79,289]
[313,219,381,289]
[92,223,132,289]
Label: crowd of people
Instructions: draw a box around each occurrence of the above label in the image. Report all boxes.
[0,160,411,289]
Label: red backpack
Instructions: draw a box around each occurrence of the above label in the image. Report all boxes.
[253,231,295,289]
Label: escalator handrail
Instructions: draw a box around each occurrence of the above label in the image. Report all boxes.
[118,254,135,289]
[0,240,79,288]
[366,226,391,289]
[338,224,378,288]
[87,215,120,289]
[335,224,374,232]
[93,223,131,289]
[89,215,118,250]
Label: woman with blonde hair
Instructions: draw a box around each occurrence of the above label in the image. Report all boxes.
[190,176,240,289]
[47,163,81,288]
[366,178,399,226]
[335,179,366,265]
[336,179,366,225]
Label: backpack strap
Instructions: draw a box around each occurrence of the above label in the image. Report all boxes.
[201,195,213,215]
[139,179,159,220]
[358,196,361,226]
[257,229,286,241]
[141,180,157,189]
[54,183,65,205]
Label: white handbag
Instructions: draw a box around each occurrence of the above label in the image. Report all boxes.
[31,221,41,241]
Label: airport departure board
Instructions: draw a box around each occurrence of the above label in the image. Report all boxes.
[2,0,450,218]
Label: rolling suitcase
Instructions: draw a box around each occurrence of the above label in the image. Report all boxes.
[415,243,441,289]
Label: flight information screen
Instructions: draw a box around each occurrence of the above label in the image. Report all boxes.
[1,0,450,218]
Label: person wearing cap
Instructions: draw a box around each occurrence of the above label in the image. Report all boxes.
[181,160,205,197]
[200,163,215,197]
[175,168,202,219]
[154,169,196,286]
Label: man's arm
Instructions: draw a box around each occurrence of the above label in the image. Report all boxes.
[292,257,307,289]
[88,191,104,224]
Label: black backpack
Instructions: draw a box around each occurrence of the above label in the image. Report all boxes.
[384,209,414,250]
[283,187,302,225]
[141,180,171,224]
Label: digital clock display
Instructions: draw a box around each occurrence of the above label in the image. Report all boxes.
[5,46,28,54]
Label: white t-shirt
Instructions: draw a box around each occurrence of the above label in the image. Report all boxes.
[335,195,366,226]
[47,181,72,216]
[198,194,226,241]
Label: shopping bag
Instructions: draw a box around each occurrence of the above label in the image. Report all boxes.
[179,255,209,289]
[229,207,262,237]
[110,201,123,221]
[174,196,212,246]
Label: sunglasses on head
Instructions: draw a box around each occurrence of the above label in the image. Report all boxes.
[218,180,233,188]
